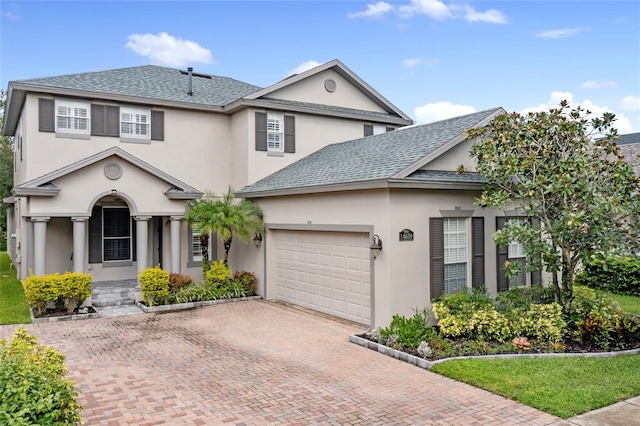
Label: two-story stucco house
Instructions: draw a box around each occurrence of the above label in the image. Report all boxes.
[3,59,545,327]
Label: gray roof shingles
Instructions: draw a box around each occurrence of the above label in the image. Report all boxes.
[238,108,502,195]
[617,133,640,176]
[13,65,263,106]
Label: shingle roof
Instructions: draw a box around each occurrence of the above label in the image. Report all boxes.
[237,108,502,195]
[13,65,262,106]
[405,170,487,184]
[618,132,640,145]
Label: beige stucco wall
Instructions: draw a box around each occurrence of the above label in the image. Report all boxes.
[245,109,373,185]
[244,187,510,327]
[268,69,387,114]
[422,139,477,172]
[20,94,229,194]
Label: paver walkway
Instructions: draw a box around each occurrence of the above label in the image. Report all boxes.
[0,301,560,425]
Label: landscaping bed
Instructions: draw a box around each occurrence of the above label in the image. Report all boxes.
[356,286,640,364]
[30,306,99,323]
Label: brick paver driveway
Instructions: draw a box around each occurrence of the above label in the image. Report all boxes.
[1,301,560,425]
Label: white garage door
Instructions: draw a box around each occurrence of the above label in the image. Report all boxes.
[273,230,371,325]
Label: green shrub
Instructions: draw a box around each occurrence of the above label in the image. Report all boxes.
[513,303,566,343]
[576,256,640,296]
[204,260,232,288]
[0,328,82,425]
[22,274,60,316]
[435,287,494,314]
[139,266,170,306]
[232,271,257,296]
[379,308,436,349]
[168,273,194,293]
[59,272,92,313]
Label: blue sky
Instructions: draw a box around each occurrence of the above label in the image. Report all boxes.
[2,1,639,133]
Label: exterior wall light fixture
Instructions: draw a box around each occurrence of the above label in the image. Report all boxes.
[253,233,263,247]
[370,234,382,259]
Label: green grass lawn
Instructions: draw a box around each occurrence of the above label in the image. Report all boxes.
[586,287,640,315]
[0,252,31,325]
[432,355,640,419]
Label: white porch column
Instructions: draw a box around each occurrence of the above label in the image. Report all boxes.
[170,216,182,273]
[32,217,50,276]
[71,217,88,274]
[135,216,151,272]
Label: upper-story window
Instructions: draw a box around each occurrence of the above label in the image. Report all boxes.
[364,123,395,136]
[56,100,90,134]
[267,112,284,152]
[255,111,295,154]
[120,107,150,139]
[39,98,164,141]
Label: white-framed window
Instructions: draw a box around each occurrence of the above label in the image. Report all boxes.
[267,112,284,152]
[102,207,131,261]
[373,124,387,135]
[191,229,202,262]
[444,218,468,294]
[120,107,150,139]
[507,219,527,288]
[56,100,90,134]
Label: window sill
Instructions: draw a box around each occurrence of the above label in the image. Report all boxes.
[55,132,91,140]
[102,260,134,268]
[267,151,285,157]
[187,261,203,268]
[120,137,151,144]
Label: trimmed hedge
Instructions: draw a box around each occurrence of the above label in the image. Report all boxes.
[139,266,170,306]
[22,272,92,315]
[576,256,640,297]
[0,328,82,425]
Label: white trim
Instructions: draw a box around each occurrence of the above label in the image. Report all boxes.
[55,99,90,135]
[120,106,150,140]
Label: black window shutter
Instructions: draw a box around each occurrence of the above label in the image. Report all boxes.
[386,127,395,132]
[471,217,485,289]
[89,206,102,263]
[92,105,119,136]
[151,110,164,141]
[106,106,119,136]
[91,105,105,136]
[39,98,55,132]
[430,218,445,300]
[211,233,218,261]
[530,217,542,286]
[284,115,295,153]
[364,124,373,137]
[496,217,509,292]
[255,112,267,151]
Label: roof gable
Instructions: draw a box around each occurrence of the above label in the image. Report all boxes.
[244,60,411,121]
[13,147,203,199]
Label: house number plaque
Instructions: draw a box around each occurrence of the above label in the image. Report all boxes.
[399,229,414,241]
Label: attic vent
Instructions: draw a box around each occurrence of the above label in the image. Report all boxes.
[104,162,122,180]
[324,78,336,93]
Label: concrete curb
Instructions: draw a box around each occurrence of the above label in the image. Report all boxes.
[136,296,263,313]
[349,333,640,370]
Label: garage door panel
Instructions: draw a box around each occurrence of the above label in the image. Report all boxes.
[273,230,371,325]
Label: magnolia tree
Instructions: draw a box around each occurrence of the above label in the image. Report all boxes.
[466,101,640,303]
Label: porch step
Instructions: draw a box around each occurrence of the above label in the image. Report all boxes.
[92,280,139,308]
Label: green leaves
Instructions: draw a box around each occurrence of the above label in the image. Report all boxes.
[466,101,640,299]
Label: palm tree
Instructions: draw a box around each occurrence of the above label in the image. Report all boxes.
[185,187,263,267]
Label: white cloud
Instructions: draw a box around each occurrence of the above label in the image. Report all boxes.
[521,92,635,134]
[414,102,477,124]
[536,28,582,40]
[398,0,452,20]
[125,32,213,67]
[461,6,507,24]
[287,60,322,76]
[402,58,423,67]
[350,0,506,23]
[581,80,618,89]
[348,1,393,19]
[620,96,640,112]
